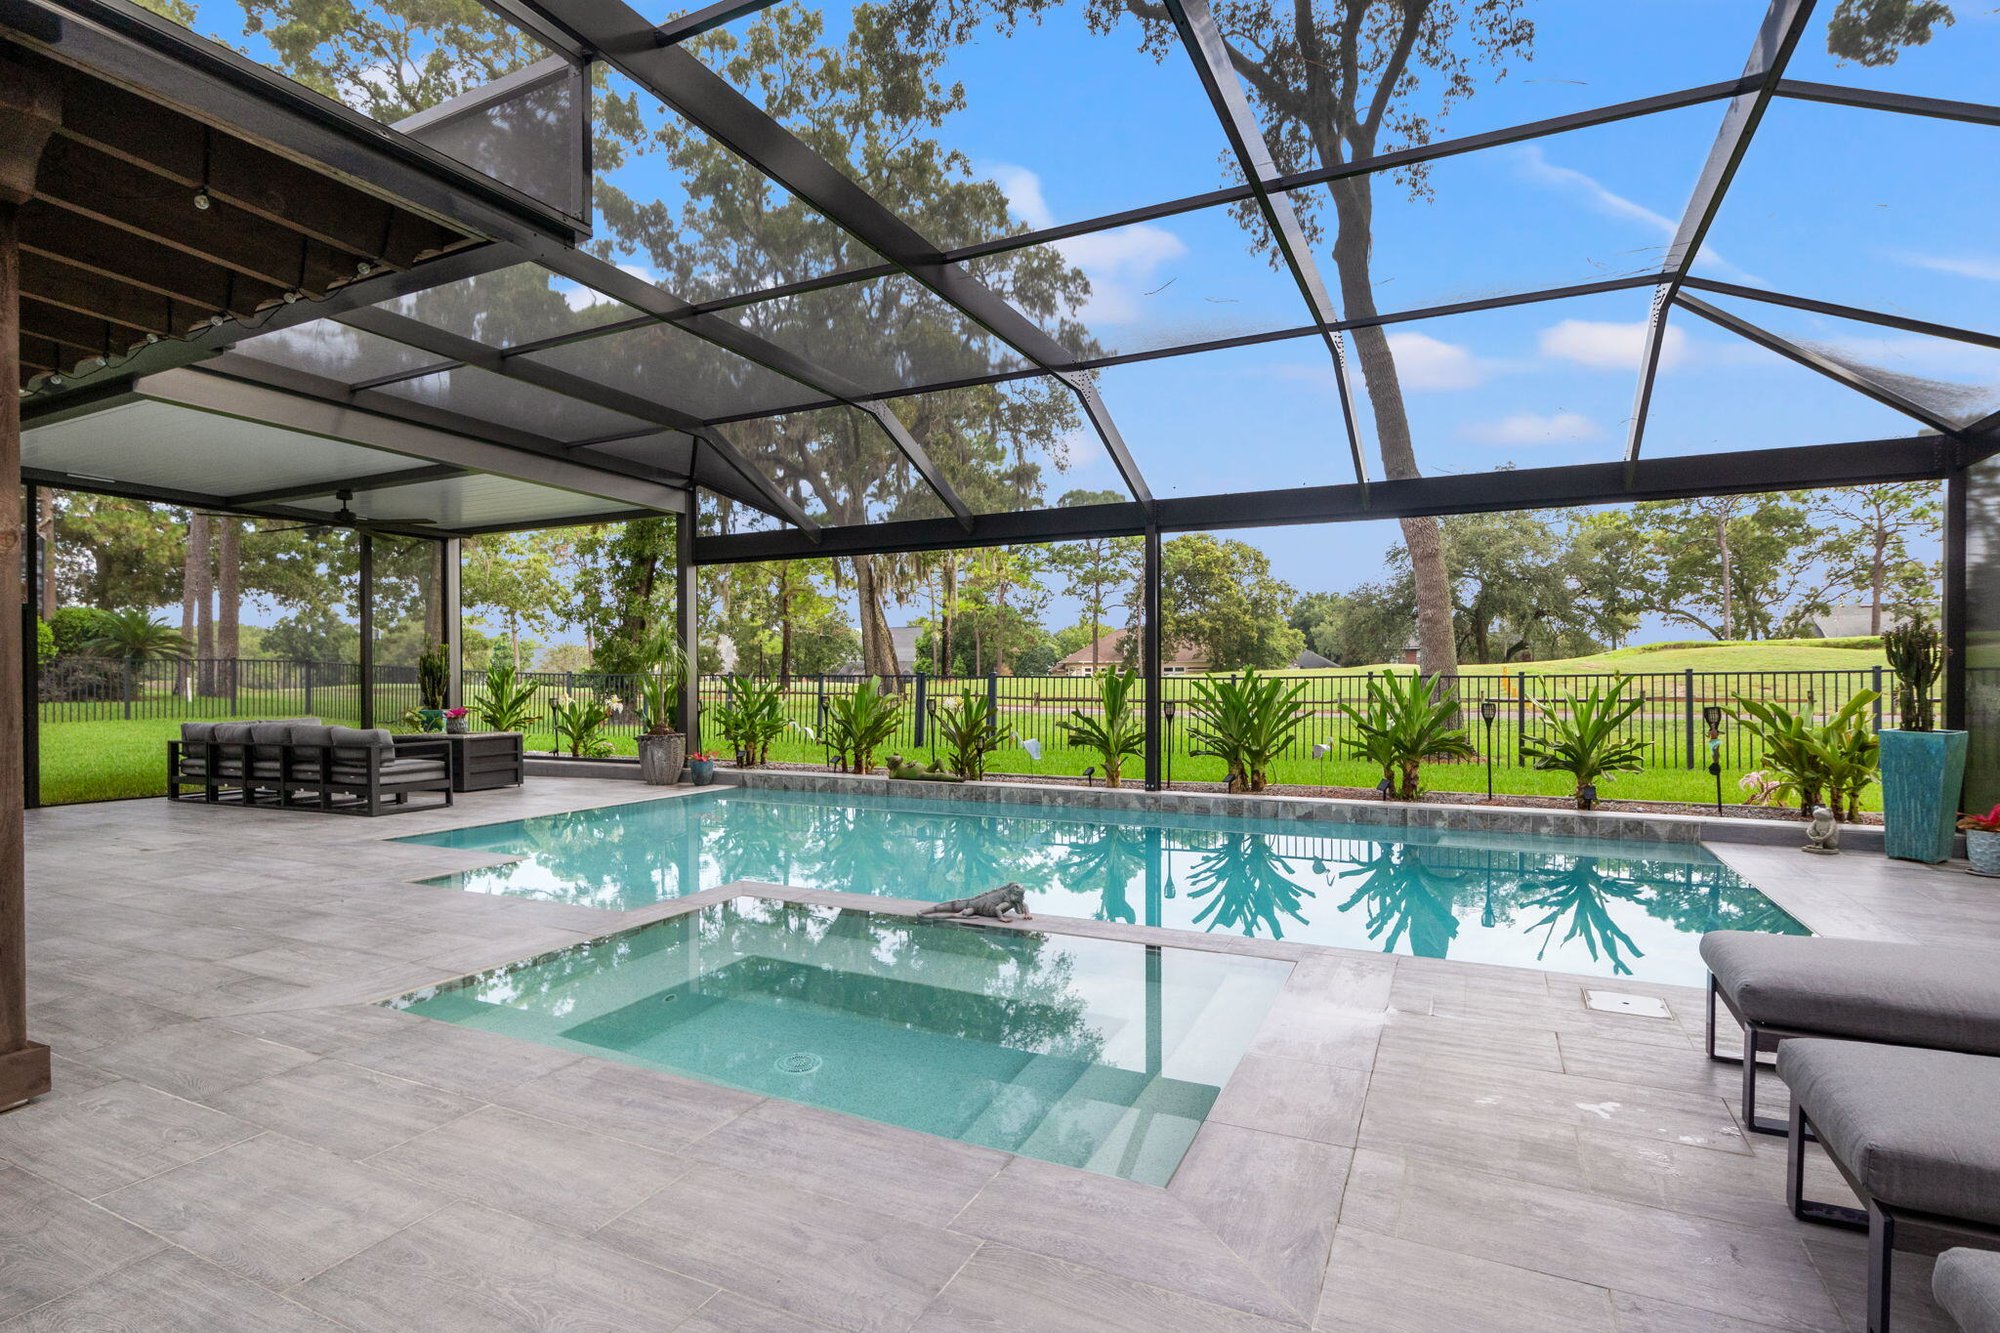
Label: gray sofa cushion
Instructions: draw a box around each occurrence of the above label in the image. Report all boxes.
[211,722,255,748]
[180,721,216,742]
[329,758,447,784]
[327,726,395,764]
[247,722,294,761]
[1777,1040,2000,1226]
[289,723,334,750]
[1935,1248,2000,1333]
[178,759,243,778]
[1700,932,2000,1056]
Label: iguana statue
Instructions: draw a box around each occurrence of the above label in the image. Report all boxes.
[919,882,1032,921]
[887,754,963,783]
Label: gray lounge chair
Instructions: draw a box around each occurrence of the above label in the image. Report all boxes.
[1700,932,2000,1135]
[1936,1248,2000,1333]
[1778,1040,2000,1332]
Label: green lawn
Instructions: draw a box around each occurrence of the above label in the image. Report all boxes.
[1308,637,1890,677]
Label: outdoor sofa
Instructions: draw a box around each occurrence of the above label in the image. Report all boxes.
[1935,1248,2000,1333]
[1699,931,2000,1135]
[169,718,453,816]
[1778,1040,2000,1332]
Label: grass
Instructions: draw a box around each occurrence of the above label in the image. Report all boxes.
[1305,638,1890,676]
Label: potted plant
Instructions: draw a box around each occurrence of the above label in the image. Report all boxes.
[443,706,471,735]
[937,687,1011,780]
[1188,668,1313,793]
[688,751,719,786]
[1519,679,1648,811]
[1958,804,2000,876]
[634,632,691,786]
[1879,617,1964,863]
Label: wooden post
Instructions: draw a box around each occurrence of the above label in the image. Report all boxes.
[0,58,61,1112]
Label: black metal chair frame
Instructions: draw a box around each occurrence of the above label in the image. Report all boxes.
[1706,973,1820,1137]
[168,738,453,815]
[1787,1098,2000,1333]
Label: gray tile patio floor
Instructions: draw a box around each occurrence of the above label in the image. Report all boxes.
[5,778,1995,1331]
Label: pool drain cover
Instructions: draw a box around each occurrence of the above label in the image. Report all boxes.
[774,1052,823,1076]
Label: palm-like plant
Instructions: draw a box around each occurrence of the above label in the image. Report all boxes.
[818,679,901,773]
[549,692,614,758]
[476,657,540,732]
[711,675,789,766]
[1187,669,1313,792]
[80,609,190,664]
[937,687,1010,779]
[415,642,450,712]
[635,632,691,736]
[1063,668,1145,788]
[1519,679,1649,810]
[1337,671,1477,800]
[1734,690,1879,819]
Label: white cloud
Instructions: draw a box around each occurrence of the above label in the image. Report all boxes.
[1384,331,1488,390]
[987,162,1188,326]
[1891,250,2000,282]
[1461,411,1604,445]
[1513,145,1761,285]
[1539,318,1688,371]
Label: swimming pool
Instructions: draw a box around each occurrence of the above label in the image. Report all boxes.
[390,898,1290,1186]
[398,788,1805,985]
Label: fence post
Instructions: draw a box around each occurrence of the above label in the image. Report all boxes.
[1683,669,1696,770]
[228,659,239,715]
[913,673,927,746]
[303,661,314,717]
[1872,665,1884,732]
[986,673,998,716]
[122,662,133,720]
[1514,688,1526,764]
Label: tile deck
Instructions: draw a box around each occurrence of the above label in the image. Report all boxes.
[6,777,1996,1331]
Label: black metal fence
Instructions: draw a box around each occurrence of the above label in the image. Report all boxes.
[41,657,1911,776]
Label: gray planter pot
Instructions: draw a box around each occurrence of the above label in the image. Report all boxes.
[1968,829,2000,876]
[636,732,686,786]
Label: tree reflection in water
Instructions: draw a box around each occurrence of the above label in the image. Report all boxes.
[1055,822,1151,924]
[1186,834,1315,939]
[1517,857,1649,977]
[1335,843,1465,959]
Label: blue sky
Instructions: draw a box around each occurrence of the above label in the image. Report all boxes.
[177,0,1991,639]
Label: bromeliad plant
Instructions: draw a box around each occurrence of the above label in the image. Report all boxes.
[549,692,616,758]
[1733,691,1880,820]
[1337,671,1477,801]
[711,675,789,767]
[635,633,691,737]
[818,679,901,773]
[1064,668,1145,789]
[1519,679,1649,810]
[1188,668,1313,793]
[936,687,1011,780]
[475,658,540,732]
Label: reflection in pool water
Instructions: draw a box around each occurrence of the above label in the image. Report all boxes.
[399,788,1805,985]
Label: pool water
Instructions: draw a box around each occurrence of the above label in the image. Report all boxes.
[397,788,1806,986]
[390,898,1290,1186]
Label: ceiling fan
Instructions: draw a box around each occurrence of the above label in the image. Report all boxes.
[250,490,437,536]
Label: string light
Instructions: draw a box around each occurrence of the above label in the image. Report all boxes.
[192,188,211,211]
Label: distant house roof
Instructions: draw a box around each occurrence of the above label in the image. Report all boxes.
[888,624,922,671]
[1808,604,1936,639]
[1293,648,1335,670]
[1056,628,1205,671]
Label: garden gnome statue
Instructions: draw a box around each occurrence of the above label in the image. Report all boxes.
[1803,805,1840,855]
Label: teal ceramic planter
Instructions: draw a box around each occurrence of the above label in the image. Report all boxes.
[1879,728,1967,863]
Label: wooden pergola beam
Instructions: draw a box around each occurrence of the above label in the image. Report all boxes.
[0,52,59,1113]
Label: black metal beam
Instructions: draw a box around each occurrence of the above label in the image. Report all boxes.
[1142,524,1162,791]
[1945,465,1968,730]
[226,463,468,508]
[1681,277,2000,351]
[20,467,449,541]
[1627,0,1816,467]
[1775,79,2000,128]
[516,0,1155,508]
[357,530,374,728]
[694,434,1953,564]
[1675,293,1962,435]
[1161,0,1368,486]
[656,0,778,45]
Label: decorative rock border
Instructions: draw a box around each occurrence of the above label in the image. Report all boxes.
[731,767,1889,853]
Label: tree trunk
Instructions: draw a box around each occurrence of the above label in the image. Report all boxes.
[777,570,794,687]
[194,516,214,696]
[1327,177,1457,677]
[215,518,240,662]
[1869,517,1887,634]
[1716,509,1735,640]
[853,555,898,679]
[179,512,201,695]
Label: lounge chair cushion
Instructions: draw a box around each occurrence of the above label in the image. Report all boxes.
[1776,1040,2000,1226]
[327,726,395,764]
[289,723,334,750]
[1934,1248,2000,1333]
[328,758,447,784]
[177,759,243,778]
[1700,932,2000,1056]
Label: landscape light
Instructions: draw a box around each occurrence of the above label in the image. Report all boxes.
[1703,704,1723,730]
[1480,699,1498,724]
